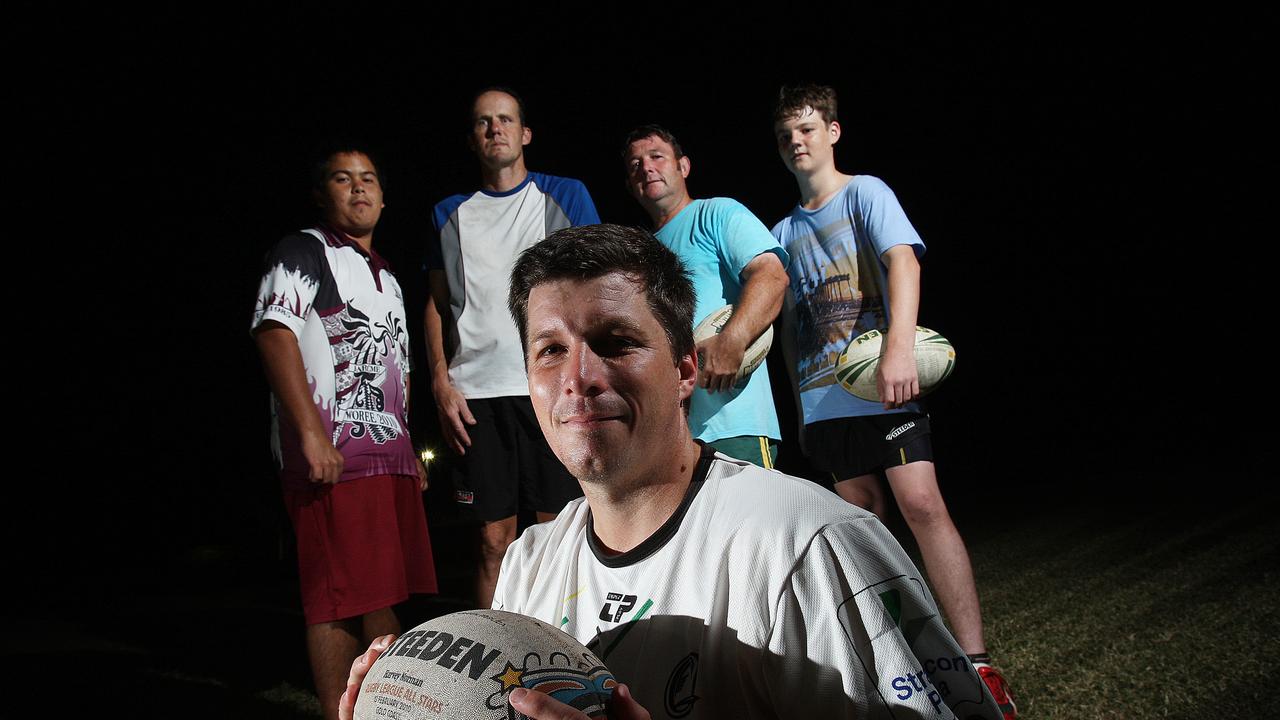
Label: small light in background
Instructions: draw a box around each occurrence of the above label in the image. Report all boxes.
[419,449,435,464]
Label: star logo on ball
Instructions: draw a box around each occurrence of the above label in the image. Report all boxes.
[493,661,525,691]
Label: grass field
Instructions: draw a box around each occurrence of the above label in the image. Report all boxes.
[11,485,1277,717]
[956,488,1280,718]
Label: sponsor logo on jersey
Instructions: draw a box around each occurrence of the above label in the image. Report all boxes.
[664,652,700,718]
[876,589,929,646]
[587,596,655,661]
[839,576,991,715]
[891,669,946,712]
[599,592,637,623]
[454,490,475,504]
[885,421,916,441]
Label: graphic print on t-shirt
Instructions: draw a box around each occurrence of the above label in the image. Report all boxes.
[258,266,318,320]
[324,301,406,446]
[789,213,888,393]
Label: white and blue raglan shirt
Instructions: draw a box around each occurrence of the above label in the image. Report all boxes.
[427,172,600,399]
[251,226,419,489]
[771,176,926,425]
[493,449,1004,719]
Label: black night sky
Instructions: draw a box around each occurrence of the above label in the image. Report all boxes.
[11,7,1270,596]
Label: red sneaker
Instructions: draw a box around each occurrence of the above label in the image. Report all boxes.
[975,663,1018,719]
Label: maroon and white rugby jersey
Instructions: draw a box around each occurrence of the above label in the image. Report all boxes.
[252,226,418,488]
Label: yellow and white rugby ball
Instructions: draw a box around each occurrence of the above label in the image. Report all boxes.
[692,304,773,384]
[835,326,956,402]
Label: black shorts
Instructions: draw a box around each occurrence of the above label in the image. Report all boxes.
[451,396,583,521]
[804,412,934,481]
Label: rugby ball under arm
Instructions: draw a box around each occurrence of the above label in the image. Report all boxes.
[834,326,956,402]
[692,304,774,384]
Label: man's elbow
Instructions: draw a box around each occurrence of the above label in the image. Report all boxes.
[882,245,921,270]
[763,260,790,307]
[748,253,789,287]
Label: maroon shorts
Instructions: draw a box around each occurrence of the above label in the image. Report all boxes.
[284,474,437,625]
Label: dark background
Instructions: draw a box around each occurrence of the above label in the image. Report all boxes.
[9,5,1270,624]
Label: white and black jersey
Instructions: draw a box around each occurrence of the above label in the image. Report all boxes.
[493,448,1002,719]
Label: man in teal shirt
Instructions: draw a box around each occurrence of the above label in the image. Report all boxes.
[622,125,789,467]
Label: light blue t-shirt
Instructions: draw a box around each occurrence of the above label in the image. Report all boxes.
[770,176,925,424]
[655,198,788,442]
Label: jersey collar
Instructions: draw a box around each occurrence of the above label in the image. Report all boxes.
[587,443,715,568]
[315,223,393,278]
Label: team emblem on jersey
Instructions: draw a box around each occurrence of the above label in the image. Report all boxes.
[323,303,407,444]
[664,652,700,718]
[486,650,616,718]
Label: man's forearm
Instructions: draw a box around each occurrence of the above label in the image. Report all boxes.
[422,271,454,387]
[255,324,329,439]
[883,246,921,353]
[720,253,788,349]
[423,298,451,385]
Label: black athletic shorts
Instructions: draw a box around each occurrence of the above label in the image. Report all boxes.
[451,396,583,521]
[804,412,934,480]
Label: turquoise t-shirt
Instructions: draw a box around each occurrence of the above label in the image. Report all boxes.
[655,198,789,442]
[770,176,925,424]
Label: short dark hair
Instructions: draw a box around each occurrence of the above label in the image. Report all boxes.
[469,85,529,129]
[508,224,696,364]
[774,84,839,125]
[621,124,685,163]
[310,147,384,191]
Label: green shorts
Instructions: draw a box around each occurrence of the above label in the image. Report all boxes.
[705,435,779,469]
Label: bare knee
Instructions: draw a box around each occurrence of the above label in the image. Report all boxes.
[361,606,400,643]
[895,487,951,528]
[834,476,885,517]
[884,462,954,528]
[478,518,517,564]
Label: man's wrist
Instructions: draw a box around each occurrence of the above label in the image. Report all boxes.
[300,425,332,445]
[884,329,916,354]
[716,323,751,354]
